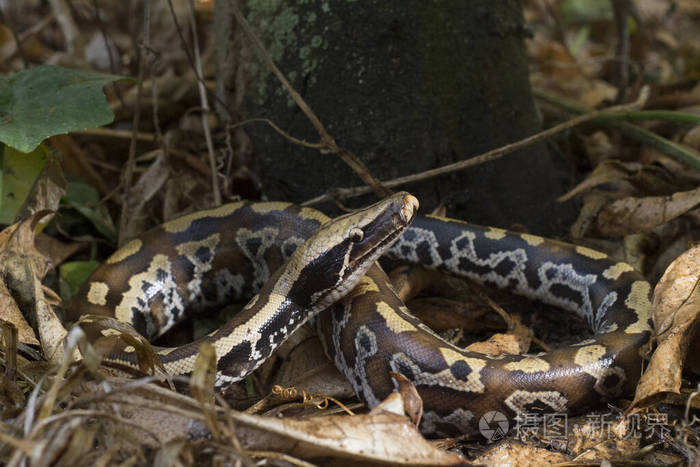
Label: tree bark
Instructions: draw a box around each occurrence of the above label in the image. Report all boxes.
[220,0,575,235]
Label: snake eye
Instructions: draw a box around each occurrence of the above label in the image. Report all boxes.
[349,227,364,243]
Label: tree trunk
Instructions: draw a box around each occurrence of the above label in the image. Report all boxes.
[219,0,575,235]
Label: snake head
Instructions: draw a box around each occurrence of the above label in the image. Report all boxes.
[288,192,419,309]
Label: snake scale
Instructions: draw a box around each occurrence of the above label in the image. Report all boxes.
[69,192,653,437]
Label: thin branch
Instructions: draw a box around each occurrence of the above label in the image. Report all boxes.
[226,118,325,149]
[230,4,390,198]
[303,87,650,206]
[119,0,150,246]
[186,0,221,205]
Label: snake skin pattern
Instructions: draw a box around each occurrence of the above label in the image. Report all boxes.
[70,196,653,437]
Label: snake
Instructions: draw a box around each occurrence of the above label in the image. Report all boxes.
[69,192,653,437]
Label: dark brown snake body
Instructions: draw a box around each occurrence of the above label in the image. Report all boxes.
[70,194,652,437]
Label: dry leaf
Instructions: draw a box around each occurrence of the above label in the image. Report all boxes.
[473,439,569,465]
[16,155,66,225]
[103,380,463,464]
[631,244,700,409]
[465,315,532,356]
[389,372,423,428]
[0,282,39,346]
[34,233,86,268]
[558,160,641,202]
[596,186,700,237]
[121,151,170,243]
[0,213,66,363]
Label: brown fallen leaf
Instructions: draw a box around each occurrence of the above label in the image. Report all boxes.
[0,213,66,363]
[390,372,423,428]
[630,244,700,409]
[596,186,700,237]
[473,439,568,465]
[0,281,39,346]
[558,159,641,202]
[90,379,464,465]
[465,315,532,356]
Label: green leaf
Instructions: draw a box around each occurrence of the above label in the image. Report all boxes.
[59,260,100,302]
[0,143,48,224]
[0,65,128,153]
[64,181,117,243]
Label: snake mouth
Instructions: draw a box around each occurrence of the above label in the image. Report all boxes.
[347,193,418,275]
[399,194,419,225]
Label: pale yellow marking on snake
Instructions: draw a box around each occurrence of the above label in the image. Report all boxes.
[162,202,245,233]
[106,239,143,264]
[575,245,608,260]
[123,345,136,353]
[602,262,634,280]
[87,281,109,306]
[298,206,330,222]
[439,347,486,392]
[376,301,417,333]
[573,344,619,386]
[574,344,606,367]
[521,233,544,246]
[161,291,290,375]
[175,233,220,257]
[504,357,550,373]
[354,275,380,294]
[249,202,293,214]
[114,254,174,323]
[100,328,122,337]
[624,280,653,334]
[484,227,506,240]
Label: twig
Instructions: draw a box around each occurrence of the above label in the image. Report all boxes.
[48,0,82,56]
[186,0,221,205]
[227,118,325,149]
[74,127,155,142]
[535,87,700,169]
[230,4,390,198]
[303,87,650,206]
[119,1,150,246]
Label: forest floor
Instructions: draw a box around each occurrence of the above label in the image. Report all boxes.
[1,0,700,465]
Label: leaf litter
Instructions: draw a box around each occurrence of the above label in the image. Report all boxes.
[1,0,700,465]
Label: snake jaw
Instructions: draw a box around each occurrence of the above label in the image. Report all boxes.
[400,194,419,225]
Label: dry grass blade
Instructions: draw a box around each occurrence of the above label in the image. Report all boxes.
[190,341,221,441]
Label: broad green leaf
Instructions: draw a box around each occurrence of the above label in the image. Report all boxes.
[59,260,99,302]
[0,143,48,224]
[0,65,127,153]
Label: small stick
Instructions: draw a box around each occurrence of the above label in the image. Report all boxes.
[302,87,649,206]
[186,0,221,205]
[119,1,150,246]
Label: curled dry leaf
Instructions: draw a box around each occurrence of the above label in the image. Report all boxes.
[465,315,532,356]
[389,372,423,428]
[0,281,39,345]
[0,212,66,363]
[473,439,568,465]
[596,186,700,237]
[76,315,167,378]
[558,159,641,202]
[121,151,171,243]
[97,379,463,464]
[631,244,700,409]
[233,407,463,465]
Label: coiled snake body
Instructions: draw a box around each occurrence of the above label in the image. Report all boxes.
[70,193,652,437]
